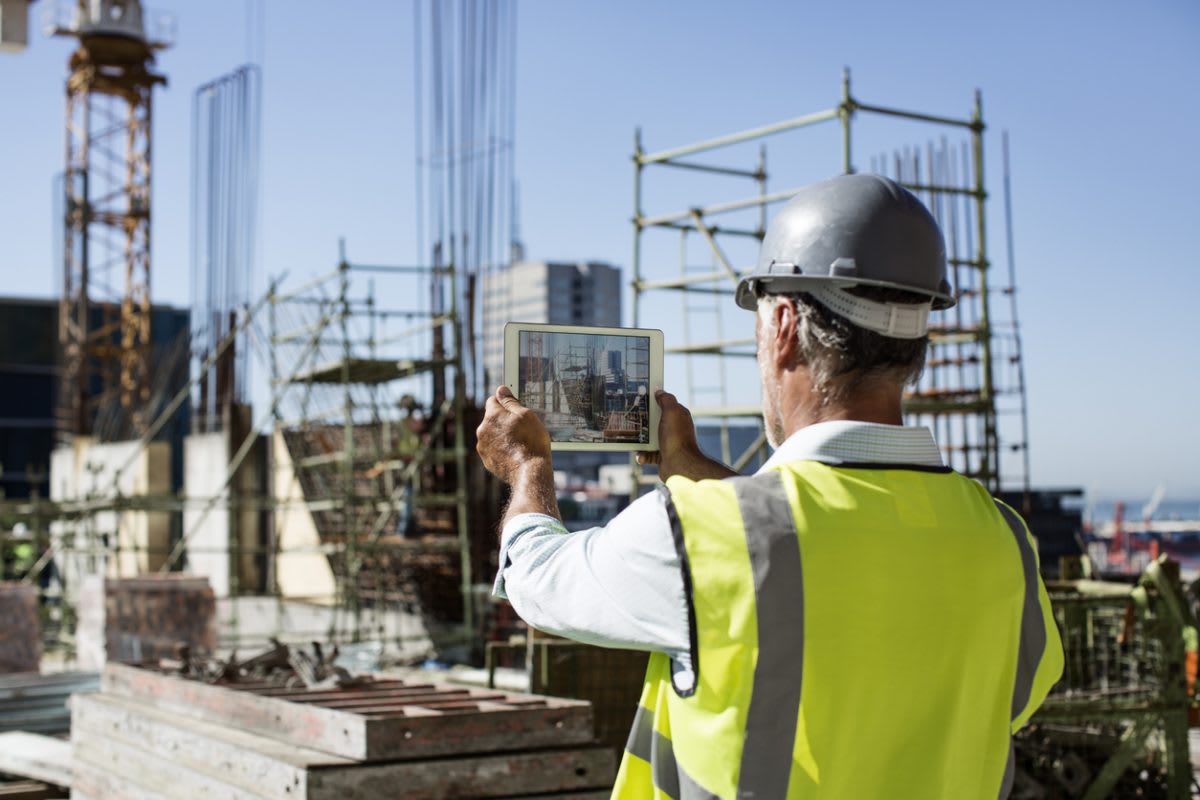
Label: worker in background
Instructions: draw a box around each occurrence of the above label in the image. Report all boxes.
[476,174,1063,798]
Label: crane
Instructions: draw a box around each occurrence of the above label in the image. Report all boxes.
[1,0,173,442]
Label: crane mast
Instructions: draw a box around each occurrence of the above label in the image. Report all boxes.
[49,0,171,441]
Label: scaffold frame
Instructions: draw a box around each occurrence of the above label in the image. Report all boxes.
[631,69,1030,493]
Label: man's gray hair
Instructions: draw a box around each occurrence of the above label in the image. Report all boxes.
[757,287,929,405]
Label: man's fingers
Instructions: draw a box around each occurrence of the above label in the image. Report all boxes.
[635,451,661,465]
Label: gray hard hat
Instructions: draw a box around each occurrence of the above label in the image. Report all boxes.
[735,174,955,313]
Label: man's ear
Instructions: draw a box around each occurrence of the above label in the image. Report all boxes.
[773,297,799,369]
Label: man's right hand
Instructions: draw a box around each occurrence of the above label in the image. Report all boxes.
[636,390,738,482]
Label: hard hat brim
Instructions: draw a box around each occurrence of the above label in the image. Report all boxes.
[734,274,957,312]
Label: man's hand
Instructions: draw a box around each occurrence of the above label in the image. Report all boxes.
[636,390,737,482]
[476,385,552,484]
[476,386,559,524]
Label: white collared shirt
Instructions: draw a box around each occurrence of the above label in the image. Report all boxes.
[493,421,946,668]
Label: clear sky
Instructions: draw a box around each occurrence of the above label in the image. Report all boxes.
[1,0,1197,499]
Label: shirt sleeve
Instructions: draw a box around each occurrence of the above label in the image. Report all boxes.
[492,489,691,660]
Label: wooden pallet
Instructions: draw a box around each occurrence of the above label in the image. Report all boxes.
[78,663,616,797]
[101,663,597,762]
[71,692,613,799]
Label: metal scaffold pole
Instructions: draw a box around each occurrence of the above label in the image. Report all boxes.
[448,258,474,644]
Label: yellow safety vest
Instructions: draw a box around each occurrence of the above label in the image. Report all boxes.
[612,460,1063,799]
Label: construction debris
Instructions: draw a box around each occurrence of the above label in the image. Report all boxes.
[69,655,614,798]
[0,584,40,674]
[161,639,368,690]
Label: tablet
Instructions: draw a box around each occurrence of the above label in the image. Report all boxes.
[503,322,663,451]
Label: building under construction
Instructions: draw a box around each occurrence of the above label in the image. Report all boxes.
[0,2,1198,798]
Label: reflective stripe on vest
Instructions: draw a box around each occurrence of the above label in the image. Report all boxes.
[733,472,804,798]
[994,500,1047,800]
[624,472,803,798]
[625,703,719,799]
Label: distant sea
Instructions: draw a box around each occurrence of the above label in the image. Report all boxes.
[1084,498,1200,525]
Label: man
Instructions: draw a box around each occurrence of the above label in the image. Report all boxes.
[476,174,1063,799]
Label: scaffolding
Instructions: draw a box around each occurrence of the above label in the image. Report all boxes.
[631,69,1030,493]
[265,245,479,644]
[0,246,492,664]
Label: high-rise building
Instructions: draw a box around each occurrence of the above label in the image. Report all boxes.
[481,260,621,390]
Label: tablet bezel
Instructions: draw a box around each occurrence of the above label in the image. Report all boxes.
[502,322,663,452]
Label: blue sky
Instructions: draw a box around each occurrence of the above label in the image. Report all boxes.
[1,0,1197,499]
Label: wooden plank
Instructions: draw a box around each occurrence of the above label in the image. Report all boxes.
[72,692,343,800]
[72,736,264,800]
[70,764,178,800]
[0,733,71,788]
[0,782,67,800]
[360,704,594,761]
[308,748,614,799]
[102,662,370,761]
[101,664,595,762]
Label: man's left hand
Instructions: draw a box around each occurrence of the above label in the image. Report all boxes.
[476,385,552,485]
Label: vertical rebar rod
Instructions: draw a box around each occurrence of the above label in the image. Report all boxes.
[449,256,474,645]
[338,242,359,641]
[970,91,997,490]
[630,128,644,498]
[1002,131,1032,496]
[840,67,854,175]
[267,281,284,636]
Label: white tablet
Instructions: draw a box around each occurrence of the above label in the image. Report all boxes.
[503,322,664,451]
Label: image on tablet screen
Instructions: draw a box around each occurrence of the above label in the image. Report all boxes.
[517,331,651,444]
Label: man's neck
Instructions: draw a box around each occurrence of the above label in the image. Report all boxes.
[779,371,905,439]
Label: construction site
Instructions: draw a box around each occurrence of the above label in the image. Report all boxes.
[0,1,1197,798]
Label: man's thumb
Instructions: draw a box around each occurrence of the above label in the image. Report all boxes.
[497,385,522,409]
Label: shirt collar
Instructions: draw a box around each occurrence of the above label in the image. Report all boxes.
[758,420,944,473]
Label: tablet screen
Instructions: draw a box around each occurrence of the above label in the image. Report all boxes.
[517,330,651,444]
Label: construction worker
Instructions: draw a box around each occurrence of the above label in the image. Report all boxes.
[476,174,1063,798]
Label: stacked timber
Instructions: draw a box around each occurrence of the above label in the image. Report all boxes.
[76,576,216,669]
[70,662,615,799]
[0,583,41,674]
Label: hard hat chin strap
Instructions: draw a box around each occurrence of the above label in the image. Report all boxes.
[803,285,931,339]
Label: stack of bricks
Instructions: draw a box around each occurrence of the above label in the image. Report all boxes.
[70,662,616,799]
[0,583,40,674]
